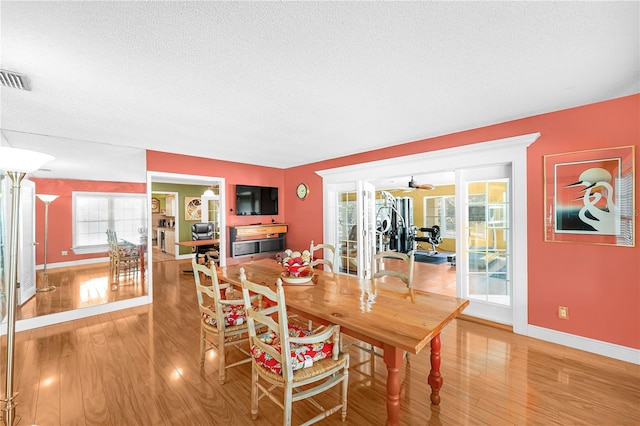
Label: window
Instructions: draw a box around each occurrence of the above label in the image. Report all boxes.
[73,192,146,254]
[424,196,456,237]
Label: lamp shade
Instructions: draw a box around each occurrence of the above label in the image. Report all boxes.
[36,194,59,203]
[203,185,218,196]
[0,146,55,173]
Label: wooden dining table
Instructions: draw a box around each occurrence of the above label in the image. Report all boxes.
[219,258,469,426]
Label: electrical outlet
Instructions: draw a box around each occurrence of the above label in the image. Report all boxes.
[61,250,68,256]
[558,306,569,319]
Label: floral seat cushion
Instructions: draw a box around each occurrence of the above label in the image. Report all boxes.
[202,304,246,327]
[117,245,138,256]
[251,323,334,375]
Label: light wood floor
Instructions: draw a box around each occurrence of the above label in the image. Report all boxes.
[5,257,638,425]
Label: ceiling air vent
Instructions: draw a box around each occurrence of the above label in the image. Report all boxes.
[0,70,30,90]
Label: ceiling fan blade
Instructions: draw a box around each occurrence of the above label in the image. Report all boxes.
[406,176,434,190]
[415,183,435,190]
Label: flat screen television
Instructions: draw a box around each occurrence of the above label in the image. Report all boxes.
[235,184,279,216]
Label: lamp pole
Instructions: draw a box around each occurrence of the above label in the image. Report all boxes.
[0,147,54,426]
[3,171,25,426]
[35,194,59,292]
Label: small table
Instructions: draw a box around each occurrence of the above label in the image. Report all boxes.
[220,259,469,425]
[176,239,220,273]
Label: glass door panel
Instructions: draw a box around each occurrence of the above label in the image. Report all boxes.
[337,189,358,276]
[202,197,221,240]
[201,184,225,263]
[359,181,376,279]
[465,178,510,306]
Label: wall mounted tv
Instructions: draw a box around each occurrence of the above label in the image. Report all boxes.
[235,185,279,216]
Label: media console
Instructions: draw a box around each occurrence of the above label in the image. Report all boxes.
[229,223,288,258]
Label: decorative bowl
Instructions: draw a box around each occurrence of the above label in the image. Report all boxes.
[283,264,308,277]
[280,270,314,285]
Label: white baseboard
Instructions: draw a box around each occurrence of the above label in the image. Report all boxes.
[0,296,151,335]
[36,257,110,270]
[527,325,640,365]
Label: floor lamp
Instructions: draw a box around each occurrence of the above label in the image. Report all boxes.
[35,194,59,292]
[0,147,54,426]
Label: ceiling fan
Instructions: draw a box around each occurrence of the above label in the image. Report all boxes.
[406,176,435,191]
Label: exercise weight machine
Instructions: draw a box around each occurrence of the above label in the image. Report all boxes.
[414,225,442,255]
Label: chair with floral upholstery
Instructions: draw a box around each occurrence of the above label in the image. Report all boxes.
[192,257,261,384]
[239,268,349,426]
[106,229,140,281]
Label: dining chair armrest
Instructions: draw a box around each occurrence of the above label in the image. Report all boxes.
[198,305,216,319]
[290,324,339,344]
[290,324,341,360]
[220,293,260,307]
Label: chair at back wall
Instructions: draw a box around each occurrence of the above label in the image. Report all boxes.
[309,240,337,272]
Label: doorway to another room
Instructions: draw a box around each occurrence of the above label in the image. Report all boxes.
[318,132,538,331]
[147,172,226,276]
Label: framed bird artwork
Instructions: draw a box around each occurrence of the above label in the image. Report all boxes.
[544,145,635,246]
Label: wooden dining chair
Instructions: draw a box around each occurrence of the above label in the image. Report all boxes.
[192,257,261,384]
[239,268,349,426]
[371,249,416,288]
[354,249,416,369]
[309,240,337,272]
[106,229,140,281]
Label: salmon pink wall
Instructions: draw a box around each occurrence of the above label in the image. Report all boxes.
[31,179,146,264]
[146,150,285,228]
[283,94,639,350]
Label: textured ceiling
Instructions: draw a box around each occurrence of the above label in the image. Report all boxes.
[0,1,638,172]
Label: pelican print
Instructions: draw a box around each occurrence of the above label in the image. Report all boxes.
[564,167,619,234]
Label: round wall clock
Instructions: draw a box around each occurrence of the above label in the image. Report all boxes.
[296,183,309,200]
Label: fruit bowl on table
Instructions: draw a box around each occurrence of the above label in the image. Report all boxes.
[279,249,312,276]
[283,263,308,277]
[280,268,315,285]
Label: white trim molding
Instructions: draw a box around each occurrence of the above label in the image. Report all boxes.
[528,325,640,365]
[37,256,109,270]
[1,296,149,336]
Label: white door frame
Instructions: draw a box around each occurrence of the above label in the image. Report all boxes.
[147,171,227,266]
[317,133,540,335]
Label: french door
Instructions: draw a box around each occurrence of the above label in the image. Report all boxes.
[1,177,36,307]
[201,193,225,265]
[457,165,513,324]
[332,181,375,278]
[318,132,538,333]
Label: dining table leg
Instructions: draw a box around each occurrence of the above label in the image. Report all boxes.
[382,344,404,426]
[139,244,146,278]
[428,333,443,405]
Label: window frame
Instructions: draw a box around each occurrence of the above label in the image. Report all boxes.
[72,191,147,254]
[423,195,456,238]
